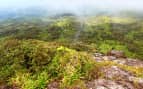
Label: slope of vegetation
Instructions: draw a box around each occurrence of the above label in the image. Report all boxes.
[1,16,142,58]
[0,15,143,88]
[0,38,96,89]
[0,38,143,89]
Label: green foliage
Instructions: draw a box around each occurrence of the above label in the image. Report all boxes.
[98,40,134,57]
[0,39,57,84]
[0,39,56,72]
[0,39,96,88]
[0,65,14,82]
[48,46,95,88]
[38,17,78,42]
[10,71,49,89]
[98,43,113,54]
[0,16,142,58]
[0,16,143,88]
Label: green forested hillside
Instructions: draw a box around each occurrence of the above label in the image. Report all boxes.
[0,16,143,59]
[0,16,143,89]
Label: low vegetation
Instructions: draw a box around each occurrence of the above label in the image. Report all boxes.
[0,15,143,88]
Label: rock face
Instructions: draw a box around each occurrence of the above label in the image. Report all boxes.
[101,66,132,79]
[107,50,125,58]
[87,79,127,89]
[47,81,60,89]
[89,51,143,89]
[0,85,9,89]
[0,84,19,89]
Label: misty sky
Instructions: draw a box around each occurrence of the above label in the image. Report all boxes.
[0,0,143,12]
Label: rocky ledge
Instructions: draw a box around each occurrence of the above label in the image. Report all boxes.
[87,50,143,89]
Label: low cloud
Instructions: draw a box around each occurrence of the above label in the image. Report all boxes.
[0,0,143,15]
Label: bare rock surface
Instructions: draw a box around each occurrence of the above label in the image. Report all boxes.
[101,66,132,79]
[89,51,143,89]
[47,81,60,89]
[93,51,143,67]
[87,79,127,89]
[125,58,143,67]
[0,85,9,89]
[107,50,125,58]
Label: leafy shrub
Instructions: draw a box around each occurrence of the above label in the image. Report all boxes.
[0,39,97,88]
[48,46,95,88]
[0,39,57,84]
[0,39,58,71]
[0,65,14,83]
[10,71,49,89]
[98,40,134,57]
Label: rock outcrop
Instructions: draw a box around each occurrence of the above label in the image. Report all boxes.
[88,51,143,89]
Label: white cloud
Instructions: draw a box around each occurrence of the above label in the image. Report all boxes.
[0,0,143,11]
